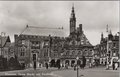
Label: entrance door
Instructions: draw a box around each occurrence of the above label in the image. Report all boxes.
[33,54,37,69]
[33,54,37,61]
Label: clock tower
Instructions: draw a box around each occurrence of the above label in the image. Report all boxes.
[70,5,76,35]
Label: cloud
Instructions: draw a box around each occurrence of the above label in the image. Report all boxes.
[0,1,119,45]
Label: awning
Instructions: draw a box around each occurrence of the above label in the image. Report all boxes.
[117,59,120,62]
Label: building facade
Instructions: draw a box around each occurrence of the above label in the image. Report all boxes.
[14,6,94,68]
[60,6,93,66]
[14,34,65,68]
[0,36,11,70]
[0,36,11,59]
[95,31,119,67]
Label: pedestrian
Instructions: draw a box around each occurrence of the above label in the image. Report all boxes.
[58,64,61,70]
[89,62,92,68]
[115,62,118,70]
[39,63,41,68]
[112,62,115,70]
[74,64,77,70]
[62,63,64,67]
[65,63,68,69]
[33,61,36,70]
[60,63,62,68]
[81,56,86,69]
[45,62,48,69]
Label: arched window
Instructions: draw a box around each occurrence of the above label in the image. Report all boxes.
[88,50,92,56]
[83,50,87,56]
[20,46,26,57]
[113,51,116,56]
[66,51,69,55]
[78,51,81,55]
[72,51,75,55]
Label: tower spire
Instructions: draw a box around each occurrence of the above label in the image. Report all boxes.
[72,3,74,12]
[70,4,76,35]
[71,3,75,18]
[101,32,104,39]
[109,29,112,34]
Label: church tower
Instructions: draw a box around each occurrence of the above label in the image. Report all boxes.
[70,5,76,35]
[100,32,104,44]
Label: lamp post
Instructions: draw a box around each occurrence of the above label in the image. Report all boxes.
[118,32,120,58]
[106,37,109,70]
[76,56,79,77]
[48,35,52,63]
[106,24,109,70]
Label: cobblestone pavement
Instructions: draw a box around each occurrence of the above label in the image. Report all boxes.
[53,67,120,77]
[0,67,119,77]
[0,67,59,77]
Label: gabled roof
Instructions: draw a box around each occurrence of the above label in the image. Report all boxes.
[10,42,15,47]
[0,36,11,47]
[65,33,92,47]
[20,26,64,37]
[80,34,92,46]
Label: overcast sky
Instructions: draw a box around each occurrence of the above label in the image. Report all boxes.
[0,1,119,45]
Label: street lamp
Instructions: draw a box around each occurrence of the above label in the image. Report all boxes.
[76,56,79,77]
[117,32,120,58]
[106,34,110,70]
[106,24,110,70]
[48,34,52,63]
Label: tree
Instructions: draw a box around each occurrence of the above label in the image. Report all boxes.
[8,56,21,70]
[0,56,8,70]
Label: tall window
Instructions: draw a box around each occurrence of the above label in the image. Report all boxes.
[83,50,87,55]
[31,41,40,49]
[113,43,116,48]
[20,52,25,56]
[22,40,25,45]
[66,51,69,55]
[78,51,81,56]
[20,47,25,56]
[72,51,75,55]
[113,51,116,56]
[89,50,92,56]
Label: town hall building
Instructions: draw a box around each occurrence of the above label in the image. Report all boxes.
[60,6,93,66]
[14,5,94,68]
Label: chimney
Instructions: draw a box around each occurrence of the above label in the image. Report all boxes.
[14,34,18,46]
[79,24,82,33]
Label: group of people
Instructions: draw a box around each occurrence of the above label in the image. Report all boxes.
[45,62,61,69]
[44,56,87,70]
[73,62,86,70]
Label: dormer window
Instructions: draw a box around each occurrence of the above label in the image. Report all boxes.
[22,40,25,45]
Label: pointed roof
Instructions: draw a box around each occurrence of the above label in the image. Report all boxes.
[101,32,103,37]
[20,25,65,37]
[72,3,74,13]
[109,29,112,35]
[101,32,104,42]
[80,34,92,46]
[0,36,11,47]
[70,4,76,19]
